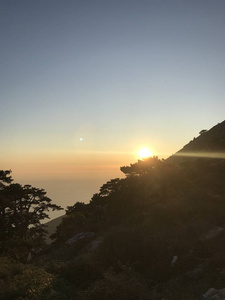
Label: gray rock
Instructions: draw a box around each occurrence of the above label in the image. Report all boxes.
[186,261,206,279]
[89,239,101,251]
[66,232,95,246]
[170,255,178,267]
[202,288,225,299]
[201,227,225,241]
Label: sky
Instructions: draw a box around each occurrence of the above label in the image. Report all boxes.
[1,0,225,218]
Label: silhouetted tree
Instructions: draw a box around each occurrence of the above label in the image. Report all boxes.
[0,170,14,241]
[199,129,207,135]
[0,170,62,259]
[120,156,162,176]
[2,183,62,240]
[0,170,13,188]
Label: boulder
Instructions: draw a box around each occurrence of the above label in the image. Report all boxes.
[170,255,178,267]
[89,239,101,251]
[66,232,95,246]
[201,227,225,241]
[202,288,225,299]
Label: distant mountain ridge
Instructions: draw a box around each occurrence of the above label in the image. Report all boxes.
[44,215,64,244]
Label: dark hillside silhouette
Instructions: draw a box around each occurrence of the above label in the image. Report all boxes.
[171,120,225,156]
[167,120,225,198]
[1,120,225,299]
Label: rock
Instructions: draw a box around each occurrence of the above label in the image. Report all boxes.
[201,227,225,241]
[89,239,101,251]
[170,255,178,267]
[202,288,225,299]
[26,251,32,263]
[186,261,206,279]
[66,232,95,246]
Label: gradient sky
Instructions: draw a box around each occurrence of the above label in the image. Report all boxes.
[1,0,225,218]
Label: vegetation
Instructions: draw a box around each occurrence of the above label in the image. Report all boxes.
[0,170,62,262]
[1,120,225,299]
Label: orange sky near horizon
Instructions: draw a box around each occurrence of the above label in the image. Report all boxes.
[1,141,173,181]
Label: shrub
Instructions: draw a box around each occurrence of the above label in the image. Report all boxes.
[60,256,103,290]
[0,256,54,299]
[77,267,154,300]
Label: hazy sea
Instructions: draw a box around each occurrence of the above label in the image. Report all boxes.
[13,169,123,220]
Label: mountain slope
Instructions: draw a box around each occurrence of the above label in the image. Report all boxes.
[31,120,225,299]
[167,120,225,163]
[177,120,225,154]
[44,215,64,244]
[44,120,225,243]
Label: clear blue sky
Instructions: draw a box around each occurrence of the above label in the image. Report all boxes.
[1,0,225,216]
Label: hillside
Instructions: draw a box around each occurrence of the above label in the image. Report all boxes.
[44,121,225,241]
[1,120,225,299]
[44,215,64,244]
[171,120,225,158]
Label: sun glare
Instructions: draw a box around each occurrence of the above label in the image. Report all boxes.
[138,148,152,159]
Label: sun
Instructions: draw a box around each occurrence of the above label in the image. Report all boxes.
[138,147,152,159]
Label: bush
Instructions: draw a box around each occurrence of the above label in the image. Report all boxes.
[96,226,149,269]
[60,256,103,290]
[77,267,154,300]
[0,256,54,299]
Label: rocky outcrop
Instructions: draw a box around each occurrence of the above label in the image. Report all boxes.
[202,288,225,299]
[200,227,225,241]
[89,239,101,251]
[66,232,95,246]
